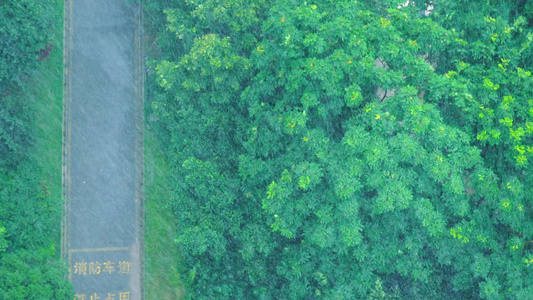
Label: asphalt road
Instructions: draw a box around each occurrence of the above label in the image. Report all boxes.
[64,1,143,299]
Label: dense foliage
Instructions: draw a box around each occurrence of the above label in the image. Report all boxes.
[0,0,72,298]
[0,0,53,92]
[145,0,533,298]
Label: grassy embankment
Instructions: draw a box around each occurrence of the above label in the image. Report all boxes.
[26,0,64,257]
[143,3,184,298]
[144,130,183,298]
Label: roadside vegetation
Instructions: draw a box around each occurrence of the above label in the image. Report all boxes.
[0,0,73,298]
[143,2,185,298]
[144,130,184,298]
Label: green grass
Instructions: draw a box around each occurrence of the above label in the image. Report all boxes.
[144,128,184,299]
[25,0,64,254]
[143,3,185,296]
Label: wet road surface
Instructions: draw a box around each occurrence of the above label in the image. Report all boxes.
[63,0,144,299]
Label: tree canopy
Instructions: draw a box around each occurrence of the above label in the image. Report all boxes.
[0,0,53,92]
[145,0,533,298]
